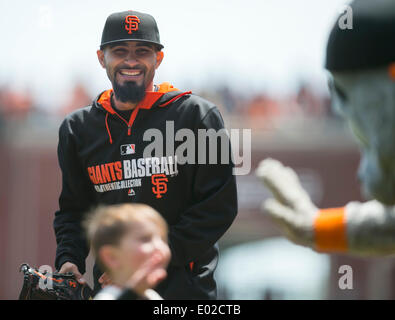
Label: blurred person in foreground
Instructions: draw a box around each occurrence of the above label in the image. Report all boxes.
[256,0,395,255]
[85,203,170,300]
[53,10,237,299]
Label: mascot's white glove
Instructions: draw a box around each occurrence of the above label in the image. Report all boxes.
[256,158,395,255]
[255,158,318,248]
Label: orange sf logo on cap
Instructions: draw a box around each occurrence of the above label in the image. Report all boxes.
[125,15,140,34]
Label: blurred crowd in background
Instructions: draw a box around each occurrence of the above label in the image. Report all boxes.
[0,79,334,136]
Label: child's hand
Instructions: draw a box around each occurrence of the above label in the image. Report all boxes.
[98,272,112,288]
[125,252,168,296]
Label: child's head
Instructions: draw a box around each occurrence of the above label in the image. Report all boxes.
[85,203,171,287]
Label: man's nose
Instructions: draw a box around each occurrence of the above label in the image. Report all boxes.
[124,51,139,64]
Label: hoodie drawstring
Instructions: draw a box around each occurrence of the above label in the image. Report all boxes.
[105,112,113,144]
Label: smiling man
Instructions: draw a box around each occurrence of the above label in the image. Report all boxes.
[53,10,238,299]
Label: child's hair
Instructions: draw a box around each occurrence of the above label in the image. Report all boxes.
[84,203,168,271]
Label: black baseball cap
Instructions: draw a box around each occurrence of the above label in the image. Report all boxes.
[100,10,164,50]
[326,0,395,71]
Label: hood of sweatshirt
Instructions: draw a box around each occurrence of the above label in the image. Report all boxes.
[93,82,191,144]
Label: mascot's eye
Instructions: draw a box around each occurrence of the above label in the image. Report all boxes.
[328,77,347,102]
[333,83,347,102]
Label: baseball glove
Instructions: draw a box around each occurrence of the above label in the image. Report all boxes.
[18,263,93,300]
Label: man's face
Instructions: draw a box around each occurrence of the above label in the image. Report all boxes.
[97,41,164,103]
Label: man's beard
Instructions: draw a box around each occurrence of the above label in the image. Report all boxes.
[112,79,146,104]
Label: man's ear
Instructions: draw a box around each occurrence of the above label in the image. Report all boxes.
[97,49,106,68]
[155,51,164,69]
[98,245,120,270]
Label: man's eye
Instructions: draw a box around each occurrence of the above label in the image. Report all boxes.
[136,49,150,55]
[113,49,127,54]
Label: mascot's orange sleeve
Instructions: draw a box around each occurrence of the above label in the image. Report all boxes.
[314,207,347,252]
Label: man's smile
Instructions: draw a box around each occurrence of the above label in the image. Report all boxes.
[116,68,144,82]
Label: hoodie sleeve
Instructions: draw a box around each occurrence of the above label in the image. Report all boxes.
[168,107,238,267]
[53,118,94,274]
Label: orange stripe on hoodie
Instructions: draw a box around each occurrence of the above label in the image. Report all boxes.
[314,207,347,252]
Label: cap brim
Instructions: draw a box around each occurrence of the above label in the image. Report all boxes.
[100,39,164,50]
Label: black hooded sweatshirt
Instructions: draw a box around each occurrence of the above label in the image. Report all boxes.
[53,82,238,299]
